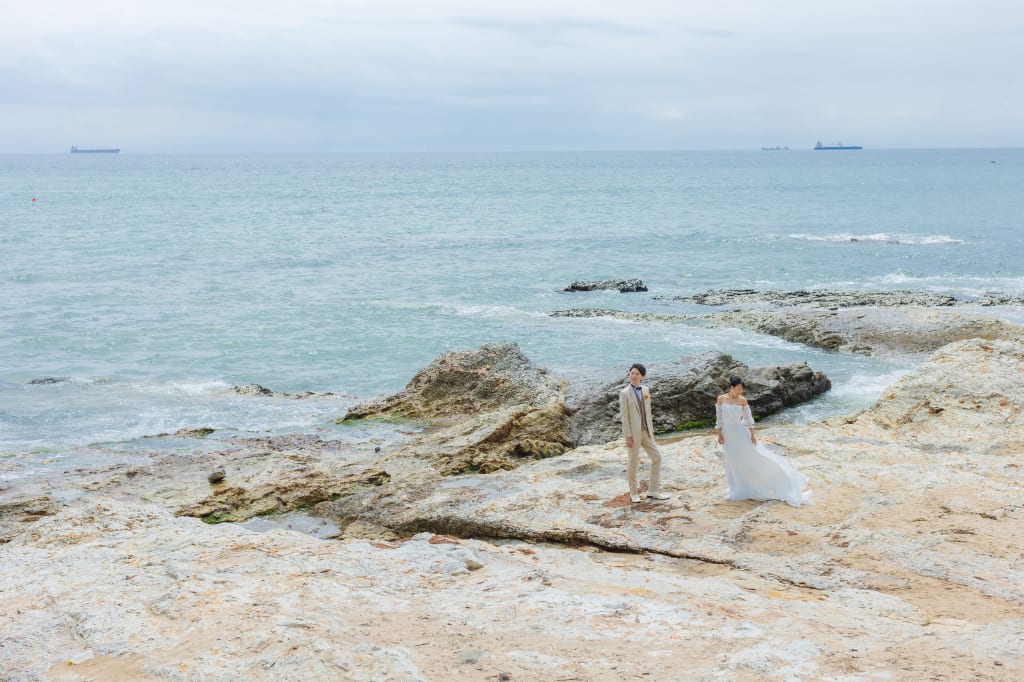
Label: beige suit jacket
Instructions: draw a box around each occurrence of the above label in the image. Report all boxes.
[620,384,655,442]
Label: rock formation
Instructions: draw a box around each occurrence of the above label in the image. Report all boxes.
[704,307,1023,355]
[340,342,573,473]
[341,342,829,471]
[564,279,648,293]
[667,288,959,307]
[565,352,830,445]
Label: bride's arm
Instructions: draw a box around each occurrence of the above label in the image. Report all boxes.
[715,400,724,444]
[741,404,757,443]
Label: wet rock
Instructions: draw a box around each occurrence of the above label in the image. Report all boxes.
[231,384,335,400]
[969,292,1024,306]
[176,427,216,438]
[566,352,830,445]
[26,377,69,385]
[207,468,226,484]
[564,279,648,293]
[234,383,274,397]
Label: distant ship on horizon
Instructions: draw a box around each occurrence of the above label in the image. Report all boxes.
[761,145,789,150]
[70,146,120,154]
[814,139,862,150]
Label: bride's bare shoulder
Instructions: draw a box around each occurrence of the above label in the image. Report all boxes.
[739,397,749,405]
[716,394,728,404]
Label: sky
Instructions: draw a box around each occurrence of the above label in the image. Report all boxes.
[2,0,1022,152]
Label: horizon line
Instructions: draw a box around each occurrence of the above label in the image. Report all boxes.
[4,145,1024,155]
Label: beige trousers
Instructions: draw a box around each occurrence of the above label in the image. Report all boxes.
[627,431,662,496]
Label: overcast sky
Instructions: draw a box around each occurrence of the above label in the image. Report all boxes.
[2,0,1022,152]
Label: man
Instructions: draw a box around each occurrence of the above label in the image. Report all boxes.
[620,363,671,504]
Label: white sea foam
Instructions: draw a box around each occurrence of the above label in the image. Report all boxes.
[785,232,964,245]
[861,273,1024,296]
[163,380,233,396]
[829,368,913,400]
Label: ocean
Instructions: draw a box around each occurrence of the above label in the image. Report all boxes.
[3,149,1023,479]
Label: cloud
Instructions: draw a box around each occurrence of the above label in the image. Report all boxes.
[2,1,1023,151]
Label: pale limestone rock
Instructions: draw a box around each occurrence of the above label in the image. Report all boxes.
[705,307,1023,355]
[2,339,1023,680]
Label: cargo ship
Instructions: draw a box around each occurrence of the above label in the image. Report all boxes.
[70,146,120,154]
[814,140,862,150]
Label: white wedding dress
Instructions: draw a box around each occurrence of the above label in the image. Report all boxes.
[715,402,812,507]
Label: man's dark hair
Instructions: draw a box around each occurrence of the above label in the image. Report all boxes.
[630,363,647,377]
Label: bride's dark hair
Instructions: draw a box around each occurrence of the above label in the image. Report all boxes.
[728,376,744,388]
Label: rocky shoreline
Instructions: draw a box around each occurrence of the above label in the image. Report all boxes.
[659,287,1024,308]
[552,287,1024,356]
[3,293,1024,680]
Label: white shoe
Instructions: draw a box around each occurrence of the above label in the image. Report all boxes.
[646,492,671,501]
[629,493,642,503]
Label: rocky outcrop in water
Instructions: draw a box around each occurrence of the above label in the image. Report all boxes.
[564,279,648,293]
[232,383,336,399]
[665,288,959,307]
[550,308,690,323]
[340,342,573,473]
[705,307,1023,355]
[661,288,1024,308]
[341,342,829,471]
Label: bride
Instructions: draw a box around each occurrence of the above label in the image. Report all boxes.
[715,376,812,507]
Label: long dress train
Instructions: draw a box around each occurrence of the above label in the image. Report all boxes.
[715,403,812,507]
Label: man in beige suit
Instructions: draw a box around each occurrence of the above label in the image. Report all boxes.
[620,363,671,504]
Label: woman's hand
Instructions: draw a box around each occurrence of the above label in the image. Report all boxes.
[749,430,757,445]
[716,430,724,445]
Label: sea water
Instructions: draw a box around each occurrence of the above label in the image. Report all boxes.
[3,150,1023,475]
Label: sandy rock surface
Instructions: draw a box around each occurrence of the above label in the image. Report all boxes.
[2,339,1023,680]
